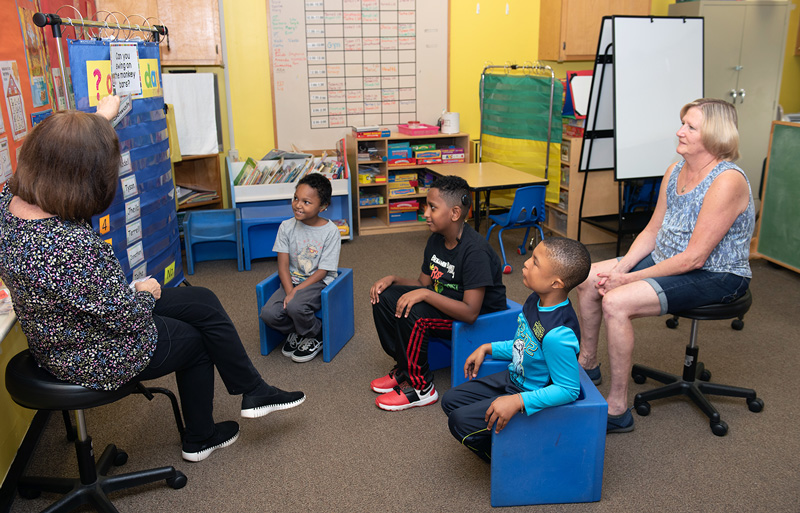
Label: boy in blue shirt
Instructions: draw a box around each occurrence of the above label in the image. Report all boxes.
[441,237,591,462]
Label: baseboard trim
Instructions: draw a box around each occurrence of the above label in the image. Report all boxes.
[0,410,50,513]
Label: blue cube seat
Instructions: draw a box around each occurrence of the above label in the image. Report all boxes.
[255,268,354,362]
[428,298,523,387]
[490,366,607,506]
[183,208,243,275]
[240,205,292,271]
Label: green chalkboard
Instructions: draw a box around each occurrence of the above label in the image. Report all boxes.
[756,122,800,273]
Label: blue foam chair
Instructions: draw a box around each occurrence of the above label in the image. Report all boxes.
[240,205,292,271]
[428,298,523,387]
[256,268,354,362]
[183,208,243,275]
[490,366,607,506]
[485,185,546,274]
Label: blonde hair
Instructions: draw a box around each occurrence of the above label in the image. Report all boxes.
[680,98,740,161]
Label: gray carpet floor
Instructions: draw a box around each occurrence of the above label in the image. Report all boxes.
[8,228,800,512]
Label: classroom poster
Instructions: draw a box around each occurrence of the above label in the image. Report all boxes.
[0,137,11,183]
[16,1,51,108]
[0,61,28,141]
[0,103,4,134]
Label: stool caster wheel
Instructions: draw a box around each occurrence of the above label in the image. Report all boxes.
[711,420,728,436]
[632,372,646,384]
[167,471,188,490]
[666,317,679,329]
[114,450,128,466]
[635,402,650,416]
[502,265,512,274]
[731,319,744,330]
[699,369,711,381]
[747,397,764,413]
[18,485,41,500]
[516,245,526,256]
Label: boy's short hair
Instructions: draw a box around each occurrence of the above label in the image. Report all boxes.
[298,172,332,206]
[430,175,471,214]
[541,237,591,291]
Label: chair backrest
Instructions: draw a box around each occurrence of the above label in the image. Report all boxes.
[508,185,547,224]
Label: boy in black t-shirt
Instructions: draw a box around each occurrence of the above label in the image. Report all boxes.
[369,175,507,411]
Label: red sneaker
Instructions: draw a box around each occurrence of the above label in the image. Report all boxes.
[375,382,438,411]
[370,369,400,393]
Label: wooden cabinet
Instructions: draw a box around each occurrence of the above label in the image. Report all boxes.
[96,0,222,65]
[669,1,791,194]
[544,136,616,244]
[346,132,471,236]
[173,154,223,210]
[538,0,650,61]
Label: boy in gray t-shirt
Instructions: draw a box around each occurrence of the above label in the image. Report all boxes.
[259,173,341,362]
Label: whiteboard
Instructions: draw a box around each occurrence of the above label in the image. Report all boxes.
[267,0,448,150]
[580,16,704,179]
[613,16,703,180]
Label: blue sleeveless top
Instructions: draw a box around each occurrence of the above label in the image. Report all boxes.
[652,160,754,278]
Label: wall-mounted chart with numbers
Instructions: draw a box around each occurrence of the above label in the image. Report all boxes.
[268,0,448,150]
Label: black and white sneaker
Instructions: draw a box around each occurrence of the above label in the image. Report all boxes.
[241,387,306,418]
[281,333,300,357]
[291,337,322,363]
[181,421,240,462]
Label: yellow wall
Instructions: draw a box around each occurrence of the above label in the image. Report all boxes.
[223,0,798,160]
[0,324,36,485]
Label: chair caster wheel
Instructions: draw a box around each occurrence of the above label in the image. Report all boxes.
[632,373,646,384]
[666,317,679,329]
[635,402,650,416]
[747,397,764,413]
[114,450,128,466]
[167,471,188,489]
[18,485,41,500]
[731,319,744,330]
[502,265,512,274]
[516,245,526,256]
[711,420,728,436]
[699,369,711,381]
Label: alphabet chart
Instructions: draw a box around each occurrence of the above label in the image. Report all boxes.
[0,61,28,141]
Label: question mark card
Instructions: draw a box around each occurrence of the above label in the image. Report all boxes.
[110,42,142,97]
[85,60,112,107]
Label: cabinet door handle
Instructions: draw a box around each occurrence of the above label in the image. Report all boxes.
[729,89,738,102]
[737,89,746,104]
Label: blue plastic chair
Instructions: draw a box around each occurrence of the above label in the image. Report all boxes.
[183,208,243,275]
[240,205,293,271]
[491,367,607,506]
[428,298,523,387]
[485,185,547,274]
[256,268,354,362]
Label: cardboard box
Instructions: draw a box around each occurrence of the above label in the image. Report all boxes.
[388,158,416,166]
[389,211,418,223]
[417,157,443,165]
[389,147,412,159]
[414,150,441,159]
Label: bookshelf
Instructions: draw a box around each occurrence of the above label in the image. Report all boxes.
[346,131,471,236]
[173,154,223,210]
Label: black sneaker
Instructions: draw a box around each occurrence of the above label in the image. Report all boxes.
[241,387,306,418]
[181,421,240,462]
[291,337,322,363]
[281,333,300,357]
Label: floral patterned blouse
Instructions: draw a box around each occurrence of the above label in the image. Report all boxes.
[0,186,157,390]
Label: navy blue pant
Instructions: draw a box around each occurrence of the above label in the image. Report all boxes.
[135,286,264,443]
[441,371,520,462]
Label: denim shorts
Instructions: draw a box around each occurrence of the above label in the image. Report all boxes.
[627,254,751,315]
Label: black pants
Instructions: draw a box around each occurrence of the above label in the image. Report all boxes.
[372,285,453,389]
[441,371,521,462]
[135,286,263,443]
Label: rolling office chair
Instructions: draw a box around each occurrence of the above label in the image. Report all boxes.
[5,350,187,512]
[631,289,764,436]
[485,185,546,274]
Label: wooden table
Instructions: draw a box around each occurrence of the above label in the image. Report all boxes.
[426,162,549,230]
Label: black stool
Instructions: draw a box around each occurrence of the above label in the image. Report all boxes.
[5,350,187,512]
[631,289,764,436]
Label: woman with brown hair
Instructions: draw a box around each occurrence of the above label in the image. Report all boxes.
[0,97,305,462]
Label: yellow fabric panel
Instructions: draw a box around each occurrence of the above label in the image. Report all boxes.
[165,103,182,163]
[481,134,561,203]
